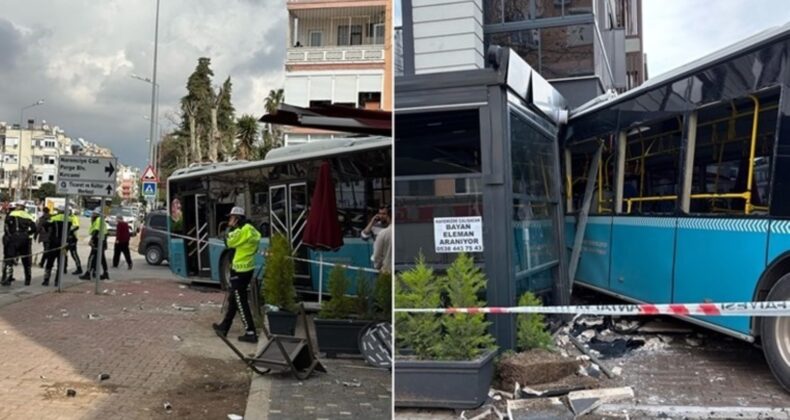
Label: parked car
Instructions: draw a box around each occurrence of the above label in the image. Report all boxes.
[138,210,169,265]
[83,209,93,218]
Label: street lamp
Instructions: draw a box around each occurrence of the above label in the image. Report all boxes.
[16,99,45,201]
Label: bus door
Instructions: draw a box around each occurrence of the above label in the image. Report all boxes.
[191,193,211,275]
[269,182,311,289]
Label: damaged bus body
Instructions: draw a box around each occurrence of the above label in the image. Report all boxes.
[166,105,391,300]
[563,23,790,390]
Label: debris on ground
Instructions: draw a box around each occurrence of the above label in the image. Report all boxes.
[172,303,197,312]
[66,389,76,397]
[163,401,172,411]
[173,335,182,342]
[337,379,361,387]
[495,350,581,390]
[227,415,243,420]
[87,313,102,320]
[98,373,110,381]
[637,320,693,334]
[507,397,573,419]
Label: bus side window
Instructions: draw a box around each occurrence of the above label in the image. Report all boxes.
[688,94,777,216]
[567,140,615,215]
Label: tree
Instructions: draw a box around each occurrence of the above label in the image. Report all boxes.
[217,77,236,160]
[180,57,215,163]
[236,114,259,161]
[36,182,58,200]
[263,89,285,150]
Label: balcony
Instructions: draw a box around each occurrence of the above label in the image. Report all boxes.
[287,45,385,65]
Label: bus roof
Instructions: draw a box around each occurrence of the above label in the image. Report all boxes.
[168,135,390,182]
[571,21,790,120]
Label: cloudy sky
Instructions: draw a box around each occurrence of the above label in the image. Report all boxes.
[643,0,790,77]
[0,0,286,169]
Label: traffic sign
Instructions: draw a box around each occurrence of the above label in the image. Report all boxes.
[57,156,118,197]
[141,165,157,182]
[142,181,157,198]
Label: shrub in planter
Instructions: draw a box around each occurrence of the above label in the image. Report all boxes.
[261,233,298,335]
[516,291,552,351]
[315,265,372,357]
[395,253,497,409]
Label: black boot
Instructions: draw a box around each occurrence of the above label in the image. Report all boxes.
[100,273,109,280]
[24,267,31,286]
[212,323,229,337]
[238,332,258,343]
[42,270,51,286]
[72,267,82,275]
[78,272,91,280]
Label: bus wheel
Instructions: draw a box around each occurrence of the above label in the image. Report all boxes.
[145,245,163,266]
[761,273,790,392]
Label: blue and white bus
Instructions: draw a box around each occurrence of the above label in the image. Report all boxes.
[166,136,391,298]
[563,24,790,390]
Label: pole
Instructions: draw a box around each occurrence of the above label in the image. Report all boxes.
[16,108,23,201]
[148,0,160,167]
[56,195,70,293]
[94,203,107,295]
[318,252,324,304]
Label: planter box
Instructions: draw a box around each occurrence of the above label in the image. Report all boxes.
[267,311,297,336]
[314,318,372,358]
[395,348,497,409]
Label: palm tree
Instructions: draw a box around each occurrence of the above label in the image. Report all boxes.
[236,114,259,161]
[263,89,285,149]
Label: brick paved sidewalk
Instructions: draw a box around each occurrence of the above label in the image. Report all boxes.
[0,277,252,419]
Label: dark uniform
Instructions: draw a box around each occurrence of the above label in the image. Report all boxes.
[2,206,36,286]
[64,213,82,275]
[43,212,71,287]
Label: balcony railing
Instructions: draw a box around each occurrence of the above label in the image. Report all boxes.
[287,45,385,64]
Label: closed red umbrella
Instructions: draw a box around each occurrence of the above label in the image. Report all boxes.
[303,161,344,251]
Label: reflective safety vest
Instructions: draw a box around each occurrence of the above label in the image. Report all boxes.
[7,209,35,237]
[70,214,80,235]
[226,222,261,272]
[9,209,34,221]
[89,217,108,235]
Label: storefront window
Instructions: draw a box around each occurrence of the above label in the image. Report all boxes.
[510,107,560,294]
[395,109,484,267]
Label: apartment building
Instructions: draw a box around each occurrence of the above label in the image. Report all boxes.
[0,120,73,197]
[283,0,392,145]
[117,164,140,202]
[399,0,646,107]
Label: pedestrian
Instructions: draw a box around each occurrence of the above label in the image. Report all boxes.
[212,206,261,343]
[65,209,82,275]
[34,207,51,268]
[79,208,109,281]
[112,215,133,269]
[42,206,70,287]
[361,206,389,241]
[372,206,392,273]
[1,202,36,286]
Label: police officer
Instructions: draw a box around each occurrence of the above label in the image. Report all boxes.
[64,208,82,275]
[212,206,261,343]
[79,208,109,280]
[1,202,36,286]
[43,206,71,287]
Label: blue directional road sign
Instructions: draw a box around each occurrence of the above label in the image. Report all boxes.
[142,181,157,198]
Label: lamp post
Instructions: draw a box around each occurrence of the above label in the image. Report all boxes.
[17,99,44,201]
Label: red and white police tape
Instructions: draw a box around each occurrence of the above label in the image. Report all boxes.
[393,301,790,317]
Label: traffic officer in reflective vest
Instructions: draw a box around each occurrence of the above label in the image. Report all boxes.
[212,206,261,343]
[1,202,36,286]
[43,206,71,287]
[64,210,82,275]
[79,208,109,280]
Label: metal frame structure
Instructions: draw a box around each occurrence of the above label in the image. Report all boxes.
[395,46,569,350]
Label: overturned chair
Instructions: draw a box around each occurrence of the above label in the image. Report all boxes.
[217,303,326,380]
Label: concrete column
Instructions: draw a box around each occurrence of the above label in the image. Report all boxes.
[412,0,484,74]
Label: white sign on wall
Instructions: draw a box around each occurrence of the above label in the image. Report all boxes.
[433,216,484,253]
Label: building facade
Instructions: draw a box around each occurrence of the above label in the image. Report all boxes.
[0,120,73,198]
[284,0,392,145]
[399,0,646,107]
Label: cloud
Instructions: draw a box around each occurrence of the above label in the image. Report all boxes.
[0,0,287,168]
[643,0,790,78]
